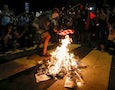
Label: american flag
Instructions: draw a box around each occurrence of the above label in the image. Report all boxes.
[57,29,75,36]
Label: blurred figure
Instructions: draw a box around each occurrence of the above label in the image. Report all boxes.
[33,8,60,57]
[0,4,15,50]
[35,14,51,56]
[2,23,26,52]
[0,4,15,37]
[105,15,115,54]
[2,23,14,51]
[96,8,109,51]
[50,8,60,43]
[51,8,60,27]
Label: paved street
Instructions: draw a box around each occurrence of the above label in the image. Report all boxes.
[0,43,115,90]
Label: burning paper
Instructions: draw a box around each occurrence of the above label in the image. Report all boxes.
[35,35,86,88]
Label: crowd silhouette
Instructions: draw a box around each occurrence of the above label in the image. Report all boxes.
[0,2,114,55]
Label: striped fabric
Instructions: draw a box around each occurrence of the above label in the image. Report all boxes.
[57,29,75,36]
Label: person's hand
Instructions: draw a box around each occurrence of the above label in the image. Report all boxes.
[53,28,58,32]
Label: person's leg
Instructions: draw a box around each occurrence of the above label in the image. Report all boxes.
[41,32,51,55]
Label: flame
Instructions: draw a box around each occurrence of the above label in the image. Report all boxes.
[35,35,85,86]
[47,35,78,75]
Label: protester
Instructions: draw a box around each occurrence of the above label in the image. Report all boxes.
[32,8,61,57]
[105,15,115,54]
[34,14,51,56]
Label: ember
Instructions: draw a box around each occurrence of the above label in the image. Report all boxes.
[35,35,87,88]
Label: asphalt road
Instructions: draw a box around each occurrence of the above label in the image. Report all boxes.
[0,43,114,90]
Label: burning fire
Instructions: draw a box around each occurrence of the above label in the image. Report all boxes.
[35,35,86,88]
[47,35,78,75]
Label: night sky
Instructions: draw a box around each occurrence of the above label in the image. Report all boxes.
[0,0,114,14]
[0,0,68,14]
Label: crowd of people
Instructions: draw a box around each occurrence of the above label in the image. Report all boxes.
[0,4,36,52]
[0,3,114,55]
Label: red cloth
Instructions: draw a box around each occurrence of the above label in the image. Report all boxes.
[90,12,96,19]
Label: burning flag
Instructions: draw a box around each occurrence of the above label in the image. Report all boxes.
[54,29,75,36]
